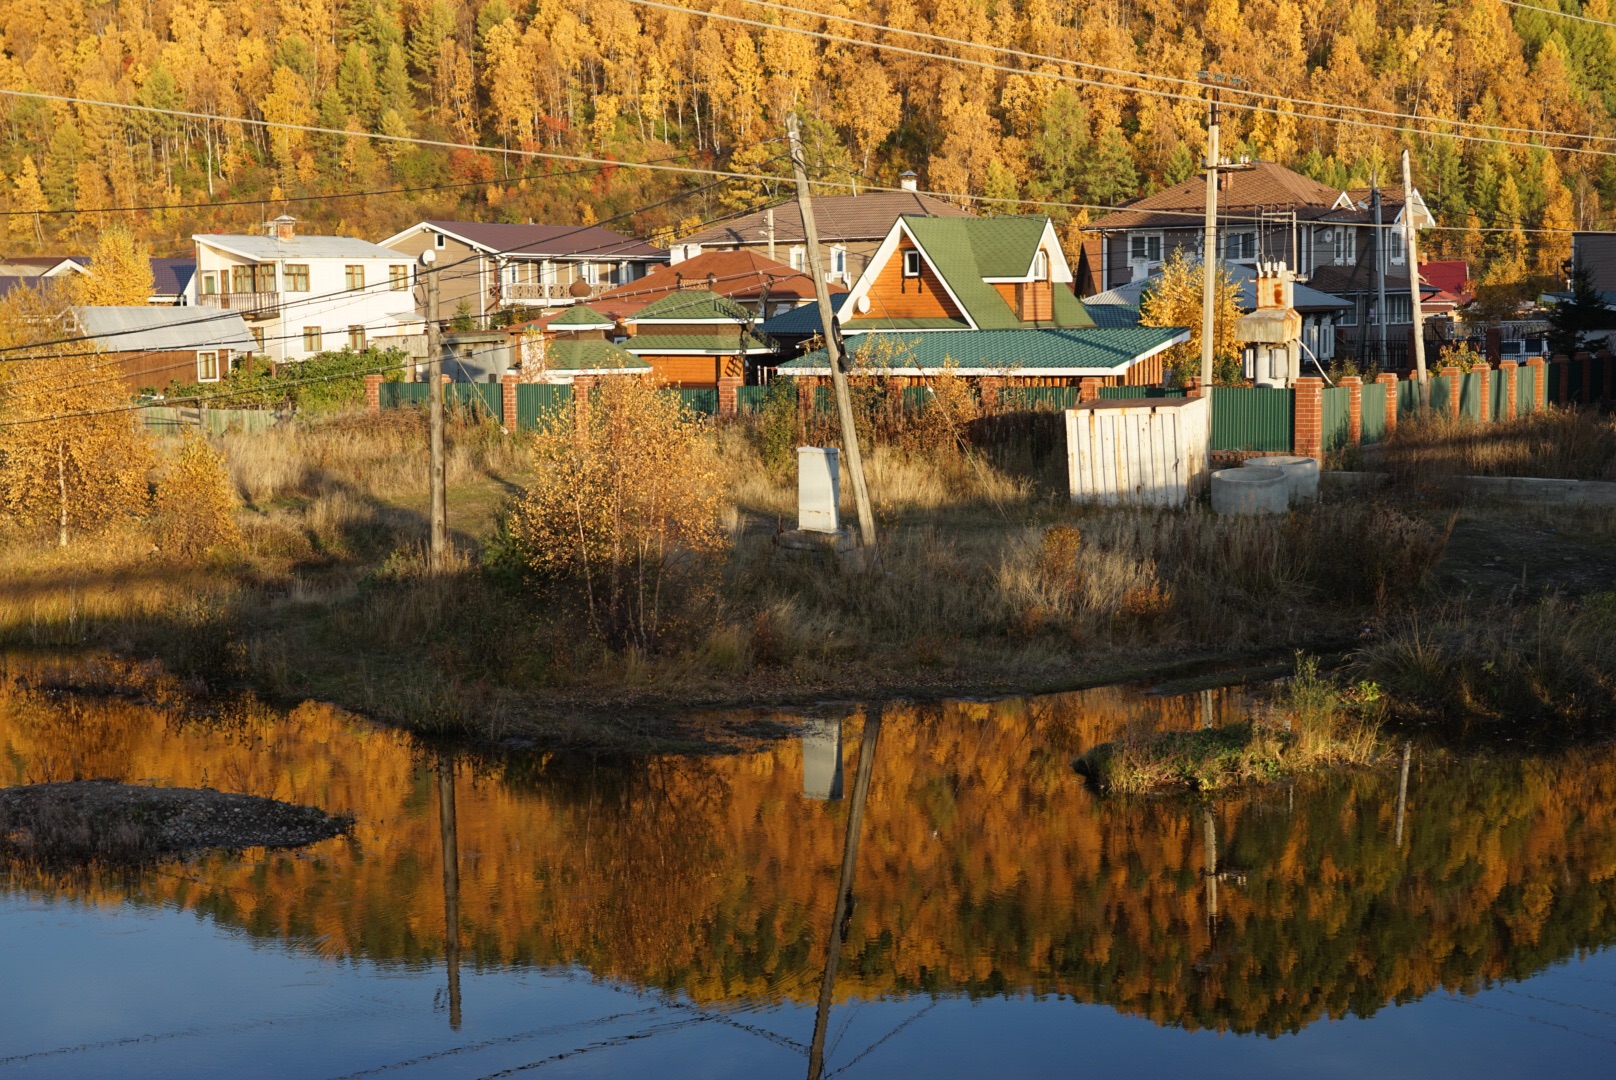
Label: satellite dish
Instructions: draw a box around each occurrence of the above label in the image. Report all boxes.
[856,295,871,314]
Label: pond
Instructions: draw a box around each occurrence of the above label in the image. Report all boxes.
[2,655,1616,1077]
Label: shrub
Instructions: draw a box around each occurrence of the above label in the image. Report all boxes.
[506,377,728,652]
[150,431,242,558]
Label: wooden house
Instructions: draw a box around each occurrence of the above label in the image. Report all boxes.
[509,304,650,384]
[75,305,258,393]
[618,291,773,389]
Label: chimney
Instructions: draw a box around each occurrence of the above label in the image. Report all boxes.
[267,215,296,240]
[899,170,919,192]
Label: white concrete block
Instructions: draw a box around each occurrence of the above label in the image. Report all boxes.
[1242,454,1320,505]
[1212,466,1290,514]
[797,446,840,533]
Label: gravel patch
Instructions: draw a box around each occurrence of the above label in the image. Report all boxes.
[0,780,351,869]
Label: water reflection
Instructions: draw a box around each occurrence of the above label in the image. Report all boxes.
[3,656,1616,1047]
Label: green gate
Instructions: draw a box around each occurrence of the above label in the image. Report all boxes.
[379,382,429,408]
[515,383,572,430]
[1210,386,1294,452]
[447,382,500,421]
[1361,381,1387,444]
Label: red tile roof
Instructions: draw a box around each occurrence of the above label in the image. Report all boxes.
[591,250,819,315]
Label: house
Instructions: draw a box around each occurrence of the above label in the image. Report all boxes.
[777,214,1188,387]
[671,179,973,287]
[618,291,773,389]
[590,249,819,320]
[1083,162,1434,362]
[378,220,667,319]
[149,258,196,305]
[75,305,258,392]
[0,254,88,299]
[189,216,422,363]
[1084,261,1352,365]
[509,305,651,385]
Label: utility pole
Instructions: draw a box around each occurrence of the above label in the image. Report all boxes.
[1201,91,1220,392]
[766,205,777,263]
[1372,179,1388,371]
[422,250,447,570]
[1402,150,1430,410]
[787,112,876,551]
[437,748,463,1029]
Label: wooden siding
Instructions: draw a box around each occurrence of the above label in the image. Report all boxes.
[849,240,962,324]
[114,349,215,392]
[626,323,742,337]
[1123,352,1166,386]
[642,354,742,388]
[989,281,1052,322]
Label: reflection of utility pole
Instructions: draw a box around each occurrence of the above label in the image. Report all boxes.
[807,707,884,1080]
[437,748,463,1030]
[787,112,876,551]
[1202,807,1219,939]
[1395,741,1412,849]
[1200,688,1215,731]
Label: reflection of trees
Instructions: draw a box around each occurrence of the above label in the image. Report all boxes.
[6,661,1616,1037]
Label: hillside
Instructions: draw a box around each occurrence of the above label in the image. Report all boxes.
[0,0,1604,284]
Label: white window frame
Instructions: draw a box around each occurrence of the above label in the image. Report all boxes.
[830,245,848,280]
[1333,227,1356,266]
[789,246,807,272]
[1032,249,1049,279]
[196,351,220,382]
[902,250,922,278]
[435,233,446,249]
[1129,233,1163,265]
[1389,228,1406,264]
[582,262,600,286]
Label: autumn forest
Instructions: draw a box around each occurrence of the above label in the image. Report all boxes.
[0,0,1611,286]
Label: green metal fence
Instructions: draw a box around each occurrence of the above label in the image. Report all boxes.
[1489,367,1507,420]
[1518,364,1536,413]
[447,382,501,421]
[141,406,280,435]
[1321,385,1351,451]
[1429,374,1452,414]
[1361,381,1387,444]
[736,385,770,413]
[1001,386,1083,411]
[1396,379,1420,419]
[379,382,430,408]
[1098,386,1189,399]
[1458,371,1483,421]
[674,388,719,416]
[515,383,571,430]
[1210,386,1293,452]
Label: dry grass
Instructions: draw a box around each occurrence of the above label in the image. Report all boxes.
[1375,409,1616,482]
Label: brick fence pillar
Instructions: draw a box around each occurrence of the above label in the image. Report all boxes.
[717,374,741,417]
[1577,351,1594,405]
[1341,375,1363,445]
[1473,361,1491,423]
[501,372,519,430]
[978,375,1002,412]
[1440,365,1461,419]
[1499,359,1518,421]
[1527,356,1546,412]
[364,373,382,413]
[1376,372,1398,434]
[1293,376,1324,462]
[1079,376,1102,403]
[572,375,595,441]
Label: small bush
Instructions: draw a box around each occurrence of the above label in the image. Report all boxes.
[150,431,242,558]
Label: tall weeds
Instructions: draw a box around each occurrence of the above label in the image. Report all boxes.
[1377,409,1616,482]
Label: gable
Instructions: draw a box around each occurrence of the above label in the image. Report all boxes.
[845,235,970,328]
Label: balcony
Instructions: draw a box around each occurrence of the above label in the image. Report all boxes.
[501,281,612,304]
[198,292,280,319]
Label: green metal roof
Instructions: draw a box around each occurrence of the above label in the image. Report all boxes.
[777,327,1187,375]
[624,332,773,355]
[887,215,1096,332]
[546,338,648,371]
[550,304,614,328]
[758,295,847,336]
[1082,303,1144,328]
[630,289,753,323]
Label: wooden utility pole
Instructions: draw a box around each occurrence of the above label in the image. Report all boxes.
[1395,741,1412,849]
[766,205,777,263]
[1402,150,1430,410]
[1201,92,1221,392]
[422,250,448,569]
[437,748,463,1029]
[807,707,883,1080]
[787,113,875,550]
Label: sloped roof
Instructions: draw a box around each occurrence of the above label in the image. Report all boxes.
[1085,162,1346,231]
[0,255,88,276]
[595,250,818,313]
[1305,265,1415,296]
[779,327,1189,376]
[1420,260,1470,295]
[1086,262,1352,312]
[758,294,848,337]
[549,304,615,329]
[630,290,754,324]
[623,331,773,355]
[681,191,973,247]
[417,220,663,259]
[1083,303,1144,328]
[150,258,195,297]
[876,216,1095,331]
[195,234,401,260]
[544,338,649,371]
[76,306,258,353]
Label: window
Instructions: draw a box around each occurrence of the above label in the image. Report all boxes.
[789,246,806,272]
[303,327,323,353]
[201,272,217,295]
[1226,231,1256,260]
[1338,302,1357,327]
[830,246,847,279]
[390,264,409,290]
[348,326,366,351]
[233,264,274,293]
[250,327,265,350]
[1333,227,1356,266]
[284,264,310,292]
[1032,249,1049,280]
[1389,228,1405,263]
[1130,234,1162,262]
[345,265,365,291]
[197,352,219,381]
[902,250,922,277]
[1385,295,1412,324]
[435,233,446,249]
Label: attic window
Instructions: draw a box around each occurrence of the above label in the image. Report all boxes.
[1032,250,1049,280]
[902,250,921,278]
[435,234,446,249]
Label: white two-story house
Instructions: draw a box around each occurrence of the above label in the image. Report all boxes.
[189,216,422,362]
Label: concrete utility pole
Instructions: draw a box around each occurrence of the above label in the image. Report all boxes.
[422,250,447,570]
[1372,179,1388,370]
[787,112,876,550]
[1201,92,1221,392]
[766,205,777,263]
[1402,150,1430,410]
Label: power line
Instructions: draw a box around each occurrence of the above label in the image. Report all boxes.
[621,0,1616,159]
[736,0,1616,151]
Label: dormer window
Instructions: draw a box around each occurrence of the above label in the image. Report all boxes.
[903,250,922,278]
[1032,249,1049,280]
